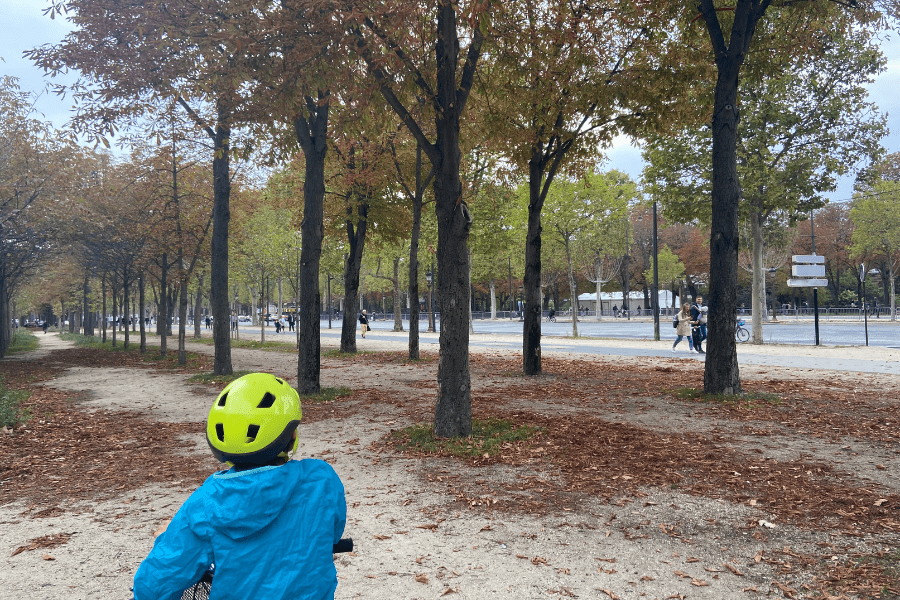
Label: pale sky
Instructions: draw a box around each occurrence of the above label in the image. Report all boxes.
[3,0,899,203]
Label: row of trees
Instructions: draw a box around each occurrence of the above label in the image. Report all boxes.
[12,0,900,436]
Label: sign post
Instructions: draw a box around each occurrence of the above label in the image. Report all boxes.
[788,254,826,345]
[859,263,869,346]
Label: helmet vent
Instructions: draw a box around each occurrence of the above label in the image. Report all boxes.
[275,377,285,385]
[247,424,260,441]
[215,423,225,442]
[257,392,277,409]
[217,393,228,407]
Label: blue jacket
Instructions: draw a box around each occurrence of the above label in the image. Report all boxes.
[133,459,346,600]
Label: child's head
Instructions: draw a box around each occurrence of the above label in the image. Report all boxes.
[206,373,302,468]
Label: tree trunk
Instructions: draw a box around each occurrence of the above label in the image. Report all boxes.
[294,98,329,394]
[193,273,204,338]
[83,273,92,336]
[101,275,107,343]
[408,165,422,360]
[111,283,118,347]
[750,206,764,344]
[123,266,130,350]
[159,253,168,357]
[890,266,896,322]
[341,200,369,353]
[210,99,233,375]
[489,280,496,320]
[178,264,189,365]
[563,237,579,338]
[393,257,403,332]
[701,1,752,395]
[139,274,146,354]
[523,151,544,375]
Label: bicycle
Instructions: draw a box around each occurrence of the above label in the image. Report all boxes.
[173,538,353,600]
[546,314,556,322]
[735,319,750,342]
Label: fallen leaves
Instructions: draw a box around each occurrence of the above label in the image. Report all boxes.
[10,533,72,557]
[414,573,429,584]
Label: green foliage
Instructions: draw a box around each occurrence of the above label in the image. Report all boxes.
[0,377,31,429]
[850,182,900,262]
[643,245,685,287]
[643,28,886,227]
[389,418,540,458]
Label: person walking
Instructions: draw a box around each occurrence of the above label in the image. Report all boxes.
[358,310,369,339]
[690,296,706,354]
[672,303,695,352]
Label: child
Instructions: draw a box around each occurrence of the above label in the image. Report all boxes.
[132,373,346,600]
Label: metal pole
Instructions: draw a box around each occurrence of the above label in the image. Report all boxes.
[652,202,660,341]
[327,275,332,329]
[811,211,820,346]
[864,277,869,346]
[624,215,630,320]
[508,257,514,319]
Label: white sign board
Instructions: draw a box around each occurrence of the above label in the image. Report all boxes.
[792,264,826,277]
[793,254,825,264]
[788,278,828,287]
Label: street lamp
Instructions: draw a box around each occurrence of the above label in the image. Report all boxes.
[426,267,435,332]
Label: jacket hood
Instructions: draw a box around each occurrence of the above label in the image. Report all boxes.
[198,464,297,540]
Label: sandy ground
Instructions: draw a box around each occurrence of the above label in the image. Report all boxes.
[2,331,899,599]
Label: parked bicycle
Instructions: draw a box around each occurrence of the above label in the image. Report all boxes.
[735,319,750,342]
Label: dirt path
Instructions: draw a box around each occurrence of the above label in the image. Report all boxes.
[2,332,899,599]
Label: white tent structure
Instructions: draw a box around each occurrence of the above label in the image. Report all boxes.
[575,290,675,313]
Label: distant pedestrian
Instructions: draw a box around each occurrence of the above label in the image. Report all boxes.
[231,314,237,332]
[288,314,294,332]
[690,296,706,354]
[672,303,695,352]
[359,310,369,339]
[205,316,211,329]
[42,321,49,334]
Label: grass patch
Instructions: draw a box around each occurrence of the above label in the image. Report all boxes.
[0,377,31,429]
[59,331,132,351]
[672,387,782,407]
[389,417,541,458]
[301,387,353,404]
[188,370,255,386]
[7,330,39,355]
[322,348,375,359]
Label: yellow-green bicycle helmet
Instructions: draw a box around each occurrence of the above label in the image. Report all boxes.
[206,373,302,466]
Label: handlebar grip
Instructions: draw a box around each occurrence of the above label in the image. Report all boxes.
[333,538,353,553]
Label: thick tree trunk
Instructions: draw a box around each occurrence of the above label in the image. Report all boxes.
[210,100,233,375]
[295,99,329,394]
[703,51,743,394]
[750,207,764,344]
[111,285,118,347]
[430,3,475,437]
[523,153,543,375]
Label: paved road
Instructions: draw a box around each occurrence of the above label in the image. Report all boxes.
[339,317,899,347]
[244,317,900,375]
